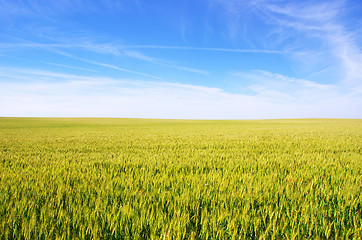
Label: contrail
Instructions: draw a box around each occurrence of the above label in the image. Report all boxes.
[123,45,285,54]
[0,42,285,54]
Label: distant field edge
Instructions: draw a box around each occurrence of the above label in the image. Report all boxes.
[0,117,361,121]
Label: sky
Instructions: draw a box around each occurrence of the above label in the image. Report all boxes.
[0,0,361,119]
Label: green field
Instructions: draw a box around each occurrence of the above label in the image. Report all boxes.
[0,118,361,239]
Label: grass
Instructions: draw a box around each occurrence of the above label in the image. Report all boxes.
[0,118,361,239]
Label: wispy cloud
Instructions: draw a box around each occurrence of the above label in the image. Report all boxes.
[180,15,188,44]
[0,67,103,83]
[123,50,209,75]
[0,42,285,55]
[231,70,338,104]
[32,48,164,80]
[0,0,125,18]
[43,62,98,72]
[0,42,210,75]
[261,1,362,84]
[88,61,164,80]
[212,0,362,87]
[1,67,360,119]
[123,45,286,54]
[0,42,122,55]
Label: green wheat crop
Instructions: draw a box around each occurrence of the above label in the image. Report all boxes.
[0,118,361,239]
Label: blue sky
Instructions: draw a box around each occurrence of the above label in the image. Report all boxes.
[0,0,361,119]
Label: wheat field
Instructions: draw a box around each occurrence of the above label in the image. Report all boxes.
[0,118,361,239]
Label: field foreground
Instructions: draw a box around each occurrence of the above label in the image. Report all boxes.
[0,118,361,239]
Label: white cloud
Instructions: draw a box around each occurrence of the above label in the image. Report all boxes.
[0,67,360,119]
[231,70,339,106]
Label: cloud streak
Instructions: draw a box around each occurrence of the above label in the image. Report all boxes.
[123,50,209,75]
[0,41,285,76]
[39,49,164,80]
[0,42,286,55]
[123,45,286,54]
[43,62,98,72]
[0,42,211,75]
